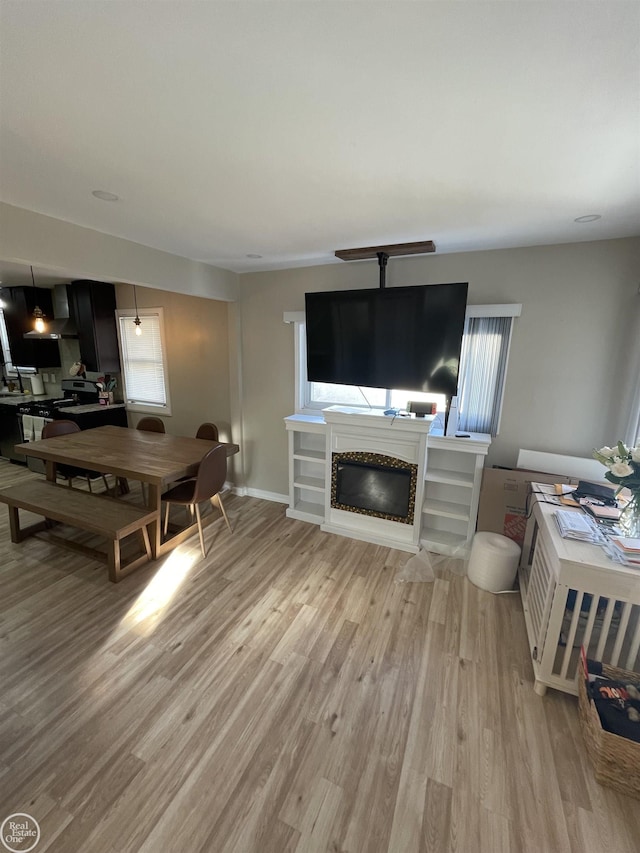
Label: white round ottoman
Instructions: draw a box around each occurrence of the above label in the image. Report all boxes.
[467,531,521,593]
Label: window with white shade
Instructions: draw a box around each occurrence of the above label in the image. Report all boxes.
[285,303,520,436]
[457,314,514,435]
[620,301,640,447]
[116,308,171,414]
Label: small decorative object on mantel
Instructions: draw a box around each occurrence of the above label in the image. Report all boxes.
[593,440,640,538]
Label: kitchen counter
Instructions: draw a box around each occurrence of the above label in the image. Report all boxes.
[0,394,55,406]
[57,403,126,415]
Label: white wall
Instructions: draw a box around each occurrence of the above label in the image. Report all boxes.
[0,203,238,302]
[238,237,640,497]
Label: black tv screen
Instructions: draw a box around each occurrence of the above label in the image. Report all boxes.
[305,282,468,396]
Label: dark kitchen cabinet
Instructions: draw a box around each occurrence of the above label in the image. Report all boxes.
[0,402,22,461]
[68,281,121,373]
[4,287,61,368]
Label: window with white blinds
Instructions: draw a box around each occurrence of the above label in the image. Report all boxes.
[116,309,171,413]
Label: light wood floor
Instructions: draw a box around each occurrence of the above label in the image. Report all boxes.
[1,459,639,853]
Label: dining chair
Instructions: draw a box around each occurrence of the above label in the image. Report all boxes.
[195,422,219,442]
[135,416,166,500]
[172,422,221,489]
[162,443,231,556]
[136,416,165,433]
[42,420,111,493]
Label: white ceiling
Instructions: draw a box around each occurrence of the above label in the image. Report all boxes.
[1,1,639,275]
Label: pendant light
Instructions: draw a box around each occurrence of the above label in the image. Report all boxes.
[133,285,142,336]
[30,266,46,333]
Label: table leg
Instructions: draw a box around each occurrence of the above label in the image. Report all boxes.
[8,505,21,543]
[45,460,57,482]
[147,483,162,560]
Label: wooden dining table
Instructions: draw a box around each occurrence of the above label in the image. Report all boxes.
[15,424,240,560]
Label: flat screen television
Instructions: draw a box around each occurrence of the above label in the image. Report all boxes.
[305,282,468,396]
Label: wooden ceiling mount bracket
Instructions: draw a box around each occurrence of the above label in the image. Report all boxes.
[335,240,435,289]
[334,239,436,263]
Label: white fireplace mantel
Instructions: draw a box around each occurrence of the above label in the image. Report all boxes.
[285,408,490,555]
[322,406,433,550]
[322,405,436,434]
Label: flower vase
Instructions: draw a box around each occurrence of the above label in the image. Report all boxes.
[620,491,640,539]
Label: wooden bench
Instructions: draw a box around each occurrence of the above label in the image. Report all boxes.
[0,480,158,582]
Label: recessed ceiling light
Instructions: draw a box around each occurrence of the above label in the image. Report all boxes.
[92,189,119,202]
[246,254,262,259]
[574,214,601,223]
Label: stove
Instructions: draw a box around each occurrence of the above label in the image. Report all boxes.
[17,398,82,418]
[60,378,101,407]
[17,379,99,420]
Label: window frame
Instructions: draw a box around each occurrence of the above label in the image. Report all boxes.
[116,307,172,416]
[284,303,521,433]
[0,307,15,373]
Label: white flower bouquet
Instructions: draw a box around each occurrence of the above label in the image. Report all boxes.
[593,441,640,494]
[593,442,640,538]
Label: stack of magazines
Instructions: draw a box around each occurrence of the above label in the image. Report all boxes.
[603,537,640,568]
[554,509,606,543]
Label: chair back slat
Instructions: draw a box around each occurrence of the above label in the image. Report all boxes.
[42,420,81,439]
[192,444,227,503]
[136,417,165,433]
[195,422,219,442]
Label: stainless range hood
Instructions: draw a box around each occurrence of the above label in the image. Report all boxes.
[24,284,78,340]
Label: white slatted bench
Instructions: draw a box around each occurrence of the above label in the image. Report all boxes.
[0,480,157,582]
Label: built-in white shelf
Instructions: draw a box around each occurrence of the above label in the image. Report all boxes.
[420,529,468,554]
[286,415,328,530]
[287,502,325,523]
[422,498,471,521]
[425,468,475,488]
[421,440,490,556]
[292,448,326,462]
[292,475,325,492]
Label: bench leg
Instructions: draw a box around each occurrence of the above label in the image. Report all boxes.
[8,505,21,543]
[141,525,151,560]
[148,484,162,560]
[106,528,153,582]
[108,539,122,583]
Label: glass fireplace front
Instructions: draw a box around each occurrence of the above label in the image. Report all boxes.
[331,452,417,524]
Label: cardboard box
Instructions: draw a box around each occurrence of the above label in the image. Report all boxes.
[477,467,578,546]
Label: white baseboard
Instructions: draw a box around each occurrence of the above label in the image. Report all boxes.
[231,485,289,504]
